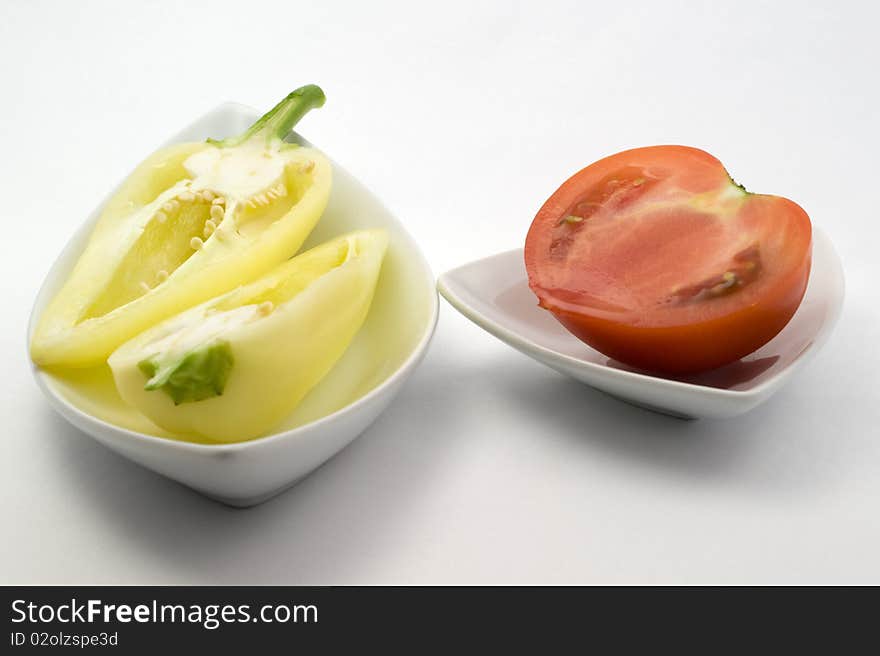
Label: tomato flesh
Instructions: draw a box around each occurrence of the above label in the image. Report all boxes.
[525,146,812,374]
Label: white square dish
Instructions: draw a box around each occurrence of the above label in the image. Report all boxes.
[438,228,843,419]
[29,103,438,506]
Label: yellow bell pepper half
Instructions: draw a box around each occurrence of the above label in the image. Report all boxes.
[108,229,389,443]
[31,85,331,368]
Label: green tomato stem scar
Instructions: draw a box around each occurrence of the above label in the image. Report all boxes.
[138,340,234,405]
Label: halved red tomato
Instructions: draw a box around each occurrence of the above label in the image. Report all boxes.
[524,145,812,374]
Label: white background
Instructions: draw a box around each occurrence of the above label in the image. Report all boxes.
[2,0,878,584]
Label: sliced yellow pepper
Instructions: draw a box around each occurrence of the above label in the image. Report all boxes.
[31,85,331,368]
[108,229,388,442]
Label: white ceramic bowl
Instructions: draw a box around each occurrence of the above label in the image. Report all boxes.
[438,228,843,419]
[29,103,438,507]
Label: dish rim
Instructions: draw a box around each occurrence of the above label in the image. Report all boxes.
[437,227,843,401]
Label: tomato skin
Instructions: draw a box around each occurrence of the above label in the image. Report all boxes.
[525,146,812,374]
[550,258,809,373]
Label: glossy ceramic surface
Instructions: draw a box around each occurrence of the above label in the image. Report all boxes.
[438,229,843,419]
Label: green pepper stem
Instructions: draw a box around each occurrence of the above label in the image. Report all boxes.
[209,84,326,148]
